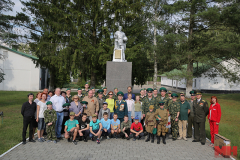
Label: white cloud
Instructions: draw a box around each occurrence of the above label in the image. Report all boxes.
[3,0,25,16]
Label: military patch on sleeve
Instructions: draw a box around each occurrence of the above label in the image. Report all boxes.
[202,100,205,102]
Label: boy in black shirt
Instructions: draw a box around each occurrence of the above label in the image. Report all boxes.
[78,113,90,142]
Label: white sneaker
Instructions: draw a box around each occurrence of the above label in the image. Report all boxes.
[177,137,182,140]
[100,136,102,140]
[183,137,187,141]
[107,136,110,140]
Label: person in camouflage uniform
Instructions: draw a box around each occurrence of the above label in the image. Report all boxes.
[91,87,97,97]
[77,88,85,103]
[44,101,57,143]
[66,88,72,103]
[156,87,170,110]
[82,83,89,96]
[139,89,146,102]
[155,101,168,144]
[142,88,157,115]
[168,93,180,141]
[145,105,156,143]
[112,88,118,101]
[102,87,108,99]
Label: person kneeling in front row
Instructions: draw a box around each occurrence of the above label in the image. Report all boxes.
[120,115,132,140]
[89,114,102,144]
[64,112,79,145]
[130,116,144,141]
[78,113,90,142]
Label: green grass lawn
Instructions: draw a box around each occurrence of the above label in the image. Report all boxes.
[0,91,239,159]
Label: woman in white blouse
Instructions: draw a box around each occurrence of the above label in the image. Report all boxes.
[125,93,135,122]
[36,93,48,142]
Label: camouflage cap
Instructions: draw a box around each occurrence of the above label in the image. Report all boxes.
[69,112,75,116]
[149,105,154,110]
[168,91,172,94]
[153,88,158,91]
[180,92,185,95]
[92,114,97,117]
[46,101,52,105]
[159,87,167,92]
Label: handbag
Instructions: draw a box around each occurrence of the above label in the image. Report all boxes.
[152,128,157,135]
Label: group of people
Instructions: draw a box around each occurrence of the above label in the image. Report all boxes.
[21,83,222,147]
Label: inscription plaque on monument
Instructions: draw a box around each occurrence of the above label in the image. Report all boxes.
[115,50,121,59]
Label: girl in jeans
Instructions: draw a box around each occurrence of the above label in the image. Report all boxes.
[125,93,135,122]
[132,95,143,122]
[36,93,48,142]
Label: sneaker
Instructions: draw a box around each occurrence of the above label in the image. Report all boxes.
[183,137,187,141]
[72,140,77,145]
[100,136,102,140]
[38,138,43,142]
[68,138,71,142]
[84,138,88,142]
[132,138,136,141]
[107,136,110,140]
[127,137,130,140]
[96,138,100,144]
[91,137,94,141]
[41,137,46,141]
[22,141,26,145]
[177,137,182,140]
[57,137,63,140]
[53,140,57,144]
[47,140,52,143]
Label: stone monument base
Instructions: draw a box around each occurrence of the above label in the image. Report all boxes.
[106,61,132,93]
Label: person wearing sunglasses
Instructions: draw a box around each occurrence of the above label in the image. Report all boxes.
[106,91,115,119]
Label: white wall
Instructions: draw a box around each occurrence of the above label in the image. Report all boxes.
[0,48,40,91]
[161,76,172,86]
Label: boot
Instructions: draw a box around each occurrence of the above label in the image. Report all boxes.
[162,135,166,144]
[145,133,150,142]
[157,136,160,144]
[151,134,154,143]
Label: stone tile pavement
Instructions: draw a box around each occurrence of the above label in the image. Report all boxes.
[1,135,228,160]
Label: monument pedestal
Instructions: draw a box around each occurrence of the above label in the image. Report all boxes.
[106,61,132,93]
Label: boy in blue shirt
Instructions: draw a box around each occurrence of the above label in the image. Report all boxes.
[64,112,79,145]
[90,114,102,144]
[100,112,111,140]
[111,113,121,139]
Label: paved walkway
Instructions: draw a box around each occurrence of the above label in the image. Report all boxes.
[1,134,227,160]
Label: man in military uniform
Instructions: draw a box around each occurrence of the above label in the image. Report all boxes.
[114,91,128,122]
[153,88,158,98]
[77,88,85,102]
[112,88,118,101]
[97,89,105,110]
[155,101,168,144]
[168,93,180,141]
[167,91,172,99]
[145,105,156,143]
[91,87,96,97]
[66,88,72,103]
[192,91,209,145]
[156,87,170,110]
[142,88,157,116]
[82,83,89,96]
[102,87,108,99]
[44,101,57,143]
[139,89,146,102]
[187,91,196,138]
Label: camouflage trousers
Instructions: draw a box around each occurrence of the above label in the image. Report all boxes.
[171,119,179,139]
[46,124,57,141]
[157,124,166,136]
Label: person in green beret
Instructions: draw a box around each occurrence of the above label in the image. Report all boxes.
[155,101,168,144]
[156,87,170,110]
[91,87,96,97]
[114,91,128,122]
[187,91,196,138]
[82,83,89,96]
[61,102,70,135]
[44,101,57,143]
[168,93,180,141]
[97,89,105,111]
[66,88,72,103]
[77,88,85,102]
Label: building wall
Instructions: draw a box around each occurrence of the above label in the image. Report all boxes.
[0,49,40,91]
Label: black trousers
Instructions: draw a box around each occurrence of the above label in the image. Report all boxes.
[80,130,90,139]
[22,116,34,142]
[120,128,130,138]
[194,121,206,143]
[61,116,69,134]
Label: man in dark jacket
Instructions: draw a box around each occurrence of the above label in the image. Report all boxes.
[21,93,37,144]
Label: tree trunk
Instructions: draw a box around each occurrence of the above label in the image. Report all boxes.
[90,69,96,88]
[153,0,158,89]
[186,1,195,98]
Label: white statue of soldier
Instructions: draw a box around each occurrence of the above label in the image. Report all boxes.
[114,26,128,61]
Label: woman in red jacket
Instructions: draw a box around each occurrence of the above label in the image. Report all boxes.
[208,96,221,147]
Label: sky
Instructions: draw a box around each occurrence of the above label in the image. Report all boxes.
[4,0,24,16]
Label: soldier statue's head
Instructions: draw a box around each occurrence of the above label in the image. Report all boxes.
[119,26,122,31]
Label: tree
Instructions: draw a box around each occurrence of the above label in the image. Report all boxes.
[16,0,149,89]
